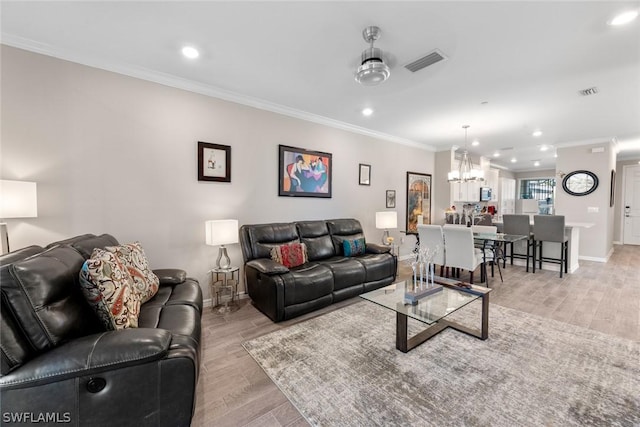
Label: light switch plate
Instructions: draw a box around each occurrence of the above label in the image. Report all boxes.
[588,207,599,213]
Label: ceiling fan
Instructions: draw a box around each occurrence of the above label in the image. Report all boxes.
[355,26,391,86]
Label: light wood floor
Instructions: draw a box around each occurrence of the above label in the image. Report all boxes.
[191,244,640,426]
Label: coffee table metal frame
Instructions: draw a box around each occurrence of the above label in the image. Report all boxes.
[361,277,492,353]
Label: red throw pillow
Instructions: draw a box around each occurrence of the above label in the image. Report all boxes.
[271,243,308,268]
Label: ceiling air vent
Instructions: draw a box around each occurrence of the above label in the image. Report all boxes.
[404,49,447,73]
[579,87,598,96]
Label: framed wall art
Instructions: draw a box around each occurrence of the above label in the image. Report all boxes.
[386,190,396,208]
[278,145,332,198]
[359,164,371,186]
[198,141,231,182]
[610,169,616,207]
[406,172,432,234]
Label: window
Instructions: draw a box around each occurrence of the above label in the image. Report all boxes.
[519,178,556,214]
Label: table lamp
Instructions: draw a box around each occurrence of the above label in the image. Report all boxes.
[0,180,38,254]
[205,219,239,269]
[375,211,397,246]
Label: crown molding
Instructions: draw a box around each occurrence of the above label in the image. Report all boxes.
[1,34,434,152]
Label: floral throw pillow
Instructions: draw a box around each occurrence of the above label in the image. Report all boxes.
[105,242,159,303]
[271,242,308,268]
[79,248,140,330]
[343,238,366,257]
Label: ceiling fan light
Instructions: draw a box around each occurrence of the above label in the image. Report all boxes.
[355,61,391,85]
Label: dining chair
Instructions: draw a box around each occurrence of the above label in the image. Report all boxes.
[443,225,485,285]
[502,214,534,271]
[417,224,446,276]
[471,225,503,283]
[532,215,568,278]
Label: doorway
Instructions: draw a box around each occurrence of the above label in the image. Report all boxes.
[623,164,640,245]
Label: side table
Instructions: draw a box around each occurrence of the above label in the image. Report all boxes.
[209,266,239,313]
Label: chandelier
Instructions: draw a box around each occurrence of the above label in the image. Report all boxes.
[447,125,485,182]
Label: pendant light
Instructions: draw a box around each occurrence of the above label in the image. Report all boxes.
[447,125,485,182]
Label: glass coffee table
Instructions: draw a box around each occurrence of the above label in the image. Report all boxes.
[360,277,492,353]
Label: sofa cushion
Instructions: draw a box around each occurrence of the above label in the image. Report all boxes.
[106,242,159,303]
[343,238,366,257]
[355,253,397,282]
[144,278,203,313]
[317,257,366,291]
[271,243,308,268]
[297,220,335,261]
[0,246,103,355]
[69,234,120,259]
[79,249,141,330]
[281,264,334,306]
[327,219,366,256]
[246,223,300,259]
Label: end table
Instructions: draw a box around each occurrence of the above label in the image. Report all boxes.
[209,266,239,313]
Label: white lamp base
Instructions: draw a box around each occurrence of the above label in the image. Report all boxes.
[216,245,232,269]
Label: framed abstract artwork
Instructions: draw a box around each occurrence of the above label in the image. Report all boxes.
[386,190,396,208]
[278,145,332,198]
[359,164,371,186]
[198,141,231,182]
[406,172,432,234]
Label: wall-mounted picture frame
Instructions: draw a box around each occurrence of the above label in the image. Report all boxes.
[359,164,371,186]
[610,169,616,207]
[406,172,432,234]
[278,145,332,198]
[198,141,231,182]
[386,190,396,208]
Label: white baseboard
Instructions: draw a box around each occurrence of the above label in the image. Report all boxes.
[578,255,608,263]
[613,241,622,245]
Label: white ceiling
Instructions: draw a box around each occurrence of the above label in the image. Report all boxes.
[2,1,640,171]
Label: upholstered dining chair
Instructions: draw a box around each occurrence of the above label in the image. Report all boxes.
[532,215,568,278]
[471,225,503,283]
[417,224,446,276]
[443,225,485,285]
[502,214,534,271]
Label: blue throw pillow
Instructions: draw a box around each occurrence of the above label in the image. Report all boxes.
[343,238,366,257]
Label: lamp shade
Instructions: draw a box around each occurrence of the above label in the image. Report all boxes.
[375,211,397,229]
[205,219,238,246]
[0,180,38,218]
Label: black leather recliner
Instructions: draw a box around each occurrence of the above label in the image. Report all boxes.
[0,234,202,427]
[240,218,397,322]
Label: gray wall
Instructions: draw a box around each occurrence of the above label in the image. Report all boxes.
[1,46,435,298]
[555,142,616,260]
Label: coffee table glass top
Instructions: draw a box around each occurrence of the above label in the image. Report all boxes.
[360,277,486,325]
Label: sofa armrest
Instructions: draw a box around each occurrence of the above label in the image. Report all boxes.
[0,328,171,389]
[246,259,289,275]
[153,268,187,285]
[366,243,392,254]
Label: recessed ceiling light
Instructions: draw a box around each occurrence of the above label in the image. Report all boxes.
[609,10,638,26]
[493,152,500,158]
[554,154,558,158]
[534,161,540,167]
[540,145,549,152]
[532,130,543,137]
[181,46,199,59]
[510,157,517,163]
[471,140,479,146]
[362,108,374,116]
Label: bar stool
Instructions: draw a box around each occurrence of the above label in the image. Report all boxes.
[533,215,568,278]
[502,214,534,272]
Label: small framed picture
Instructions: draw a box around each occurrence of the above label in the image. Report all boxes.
[198,141,231,182]
[359,164,371,186]
[386,190,396,208]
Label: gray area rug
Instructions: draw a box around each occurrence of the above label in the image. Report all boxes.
[243,300,640,426]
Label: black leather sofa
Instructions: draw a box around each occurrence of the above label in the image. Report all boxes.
[240,218,397,322]
[0,234,202,427]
